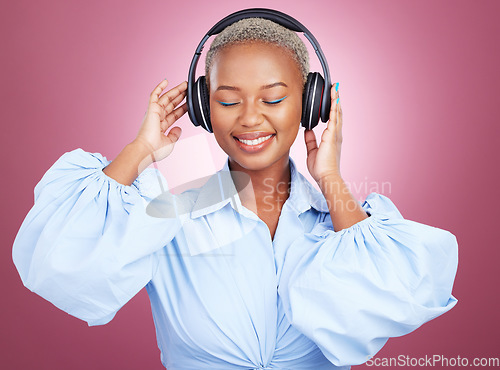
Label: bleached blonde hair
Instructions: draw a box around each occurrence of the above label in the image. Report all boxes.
[205,17,310,90]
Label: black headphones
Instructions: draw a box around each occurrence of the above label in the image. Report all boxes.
[187,8,332,133]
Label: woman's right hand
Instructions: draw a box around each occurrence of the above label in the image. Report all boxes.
[133,79,188,163]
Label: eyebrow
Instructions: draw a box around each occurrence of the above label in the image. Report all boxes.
[215,82,288,92]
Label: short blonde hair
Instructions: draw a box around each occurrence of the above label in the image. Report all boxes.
[205,17,310,89]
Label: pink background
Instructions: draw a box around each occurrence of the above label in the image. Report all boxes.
[2,0,499,369]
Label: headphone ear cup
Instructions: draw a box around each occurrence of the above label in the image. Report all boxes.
[192,76,212,133]
[301,73,313,127]
[301,72,324,130]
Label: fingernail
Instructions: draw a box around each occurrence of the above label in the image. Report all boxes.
[336,97,339,104]
[336,83,339,92]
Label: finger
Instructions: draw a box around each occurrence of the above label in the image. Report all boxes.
[304,129,318,156]
[166,126,182,143]
[329,83,339,124]
[150,79,169,104]
[337,100,343,142]
[159,90,186,121]
[161,102,188,131]
[158,81,188,108]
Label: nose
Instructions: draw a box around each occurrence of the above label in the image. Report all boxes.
[240,99,264,127]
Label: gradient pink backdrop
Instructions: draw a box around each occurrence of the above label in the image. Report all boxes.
[2,0,498,369]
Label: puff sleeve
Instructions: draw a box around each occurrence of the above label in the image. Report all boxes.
[12,148,184,326]
[278,193,458,367]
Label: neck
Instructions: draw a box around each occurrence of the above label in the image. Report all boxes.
[228,155,292,211]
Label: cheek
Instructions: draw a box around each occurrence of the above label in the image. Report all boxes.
[278,99,302,128]
[289,102,303,120]
[209,106,236,151]
[209,102,229,132]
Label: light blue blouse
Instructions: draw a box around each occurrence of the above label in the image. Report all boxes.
[12,148,458,370]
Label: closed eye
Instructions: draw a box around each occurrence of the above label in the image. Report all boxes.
[216,96,288,107]
[216,101,238,107]
[264,96,287,105]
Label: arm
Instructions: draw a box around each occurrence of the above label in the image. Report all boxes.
[102,140,154,186]
[317,172,368,232]
[304,82,367,231]
[12,79,189,326]
[279,192,459,366]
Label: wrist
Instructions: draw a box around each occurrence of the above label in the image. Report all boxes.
[317,172,345,195]
[129,138,155,161]
[102,141,154,187]
[125,140,156,176]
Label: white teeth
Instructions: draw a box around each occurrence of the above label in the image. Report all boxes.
[237,134,273,145]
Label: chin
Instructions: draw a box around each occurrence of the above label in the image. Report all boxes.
[229,151,289,173]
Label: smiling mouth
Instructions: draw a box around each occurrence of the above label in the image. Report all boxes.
[234,134,275,146]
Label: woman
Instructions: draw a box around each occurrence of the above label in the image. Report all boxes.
[12,15,458,370]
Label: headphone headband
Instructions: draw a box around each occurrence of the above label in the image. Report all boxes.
[187,8,332,131]
[207,8,304,34]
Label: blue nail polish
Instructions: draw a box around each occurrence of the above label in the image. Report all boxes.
[336,97,339,104]
[335,83,339,92]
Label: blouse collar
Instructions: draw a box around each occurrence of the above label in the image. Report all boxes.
[190,156,329,219]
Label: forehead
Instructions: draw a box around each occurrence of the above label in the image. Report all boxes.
[210,41,301,85]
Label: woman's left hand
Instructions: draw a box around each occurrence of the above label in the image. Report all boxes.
[304,83,343,183]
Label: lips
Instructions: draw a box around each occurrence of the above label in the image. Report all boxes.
[233,133,275,153]
[233,131,275,140]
